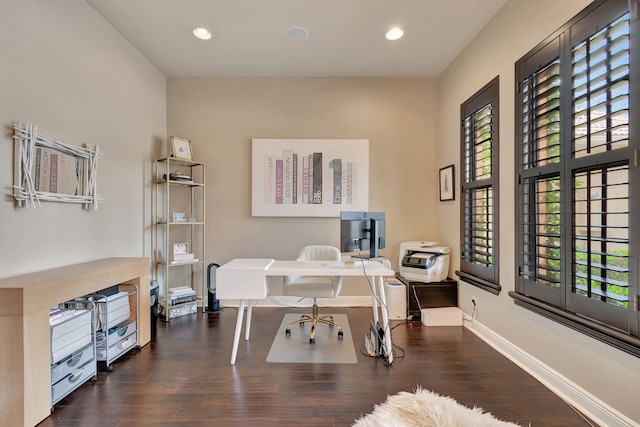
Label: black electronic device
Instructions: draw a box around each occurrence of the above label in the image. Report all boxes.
[205,263,223,313]
[340,211,386,259]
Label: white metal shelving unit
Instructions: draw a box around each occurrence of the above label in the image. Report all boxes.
[154,157,206,321]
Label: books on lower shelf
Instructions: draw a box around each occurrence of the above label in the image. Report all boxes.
[168,286,196,305]
[163,172,194,184]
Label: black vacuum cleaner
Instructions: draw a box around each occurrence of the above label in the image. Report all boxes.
[205,262,223,313]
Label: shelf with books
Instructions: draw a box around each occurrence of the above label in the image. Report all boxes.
[154,156,206,321]
[166,180,203,187]
[159,285,198,319]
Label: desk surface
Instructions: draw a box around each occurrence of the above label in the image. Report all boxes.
[268,259,395,276]
[216,258,395,276]
[216,258,395,300]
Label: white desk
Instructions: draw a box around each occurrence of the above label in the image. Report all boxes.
[216,258,396,365]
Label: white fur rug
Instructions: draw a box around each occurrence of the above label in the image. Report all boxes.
[353,387,520,427]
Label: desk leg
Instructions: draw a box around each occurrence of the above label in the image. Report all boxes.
[245,300,253,340]
[230,299,247,365]
[376,276,394,364]
[370,279,380,326]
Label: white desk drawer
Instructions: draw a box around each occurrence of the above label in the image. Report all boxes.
[51,359,96,405]
[51,343,95,385]
[97,332,137,362]
[107,320,136,339]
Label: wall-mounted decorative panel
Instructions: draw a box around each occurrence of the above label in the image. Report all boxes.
[12,122,102,210]
[252,139,369,217]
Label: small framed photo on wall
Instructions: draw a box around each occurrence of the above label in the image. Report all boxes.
[439,164,455,201]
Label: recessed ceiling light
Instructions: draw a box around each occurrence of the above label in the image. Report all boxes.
[193,27,212,40]
[287,26,309,41]
[386,27,404,41]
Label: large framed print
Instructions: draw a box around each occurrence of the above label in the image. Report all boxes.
[252,139,369,217]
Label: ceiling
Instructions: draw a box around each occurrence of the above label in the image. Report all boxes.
[85,0,507,78]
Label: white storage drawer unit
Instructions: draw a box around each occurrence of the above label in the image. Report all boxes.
[49,301,96,407]
[92,284,138,369]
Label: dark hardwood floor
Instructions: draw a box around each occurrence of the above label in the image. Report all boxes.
[41,307,594,426]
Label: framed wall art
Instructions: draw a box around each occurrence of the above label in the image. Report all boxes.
[171,136,193,161]
[439,164,455,201]
[251,138,369,217]
[12,122,102,210]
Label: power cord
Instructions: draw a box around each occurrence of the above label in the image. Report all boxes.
[359,328,406,366]
[352,252,403,365]
[408,284,423,322]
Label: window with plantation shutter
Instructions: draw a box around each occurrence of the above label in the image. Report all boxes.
[456,77,500,294]
[514,0,640,356]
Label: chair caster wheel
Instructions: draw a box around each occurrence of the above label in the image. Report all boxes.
[285,329,291,336]
[310,338,315,344]
[338,330,344,338]
[299,322,304,327]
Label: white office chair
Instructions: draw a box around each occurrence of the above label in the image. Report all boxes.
[283,245,344,344]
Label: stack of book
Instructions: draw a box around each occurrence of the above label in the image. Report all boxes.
[168,286,197,306]
[171,253,199,264]
[163,172,193,184]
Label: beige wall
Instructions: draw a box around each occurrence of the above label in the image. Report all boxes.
[167,77,439,295]
[437,0,640,422]
[0,0,166,278]
[3,0,639,423]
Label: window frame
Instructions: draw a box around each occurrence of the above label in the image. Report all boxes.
[513,0,640,356]
[456,76,501,295]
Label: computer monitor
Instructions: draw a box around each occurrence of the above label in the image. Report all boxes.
[340,211,386,259]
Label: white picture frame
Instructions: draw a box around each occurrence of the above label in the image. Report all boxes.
[171,136,193,161]
[12,122,103,210]
[173,243,188,255]
[173,212,186,222]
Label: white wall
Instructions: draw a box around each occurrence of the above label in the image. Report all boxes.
[437,0,640,423]
[0,0,166,278]
[167,77,439,295]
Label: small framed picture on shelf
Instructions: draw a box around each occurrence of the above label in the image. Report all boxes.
[173,212,186,222]
[173,243,188,255]
[171,136,193,161]
[439,164,455,201]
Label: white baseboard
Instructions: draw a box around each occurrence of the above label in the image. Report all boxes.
[464,319,638,427]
